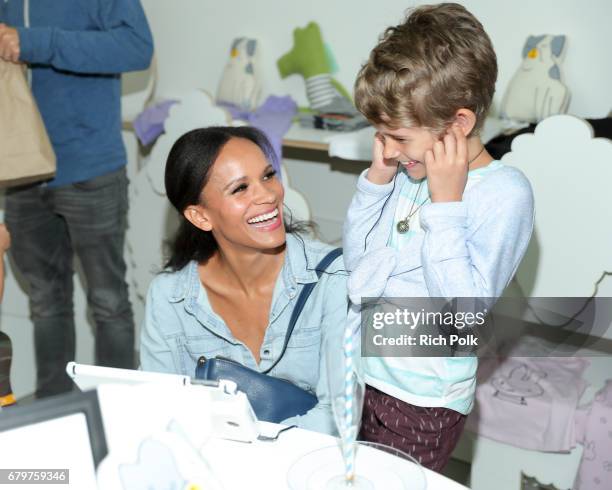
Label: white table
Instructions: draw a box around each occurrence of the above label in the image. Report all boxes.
[201,422,469,490]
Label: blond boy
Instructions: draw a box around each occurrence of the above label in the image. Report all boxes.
[344,3,534,470]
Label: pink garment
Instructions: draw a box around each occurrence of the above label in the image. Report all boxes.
[573,380,612,490]
[466,343,589,451]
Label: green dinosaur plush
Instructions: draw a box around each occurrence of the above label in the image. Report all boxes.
[277,22,353,112]
[278,22,330,80]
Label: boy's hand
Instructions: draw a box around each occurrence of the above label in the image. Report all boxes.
[425,125,468,202]
[366,132,398,185]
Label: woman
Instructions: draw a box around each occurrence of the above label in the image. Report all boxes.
[140,126,347,434]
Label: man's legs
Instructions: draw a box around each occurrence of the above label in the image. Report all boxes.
[5,185,76,398]
[56,168,135,369]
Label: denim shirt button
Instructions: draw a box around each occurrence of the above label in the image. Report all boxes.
[263,349,270,356]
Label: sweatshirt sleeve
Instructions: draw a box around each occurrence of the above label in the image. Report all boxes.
[343,169,397,271]
[419,169,534,299]
[17,0,153,74]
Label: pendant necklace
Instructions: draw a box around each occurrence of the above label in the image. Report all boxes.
[396,180,428,234]
[396,146,486,234]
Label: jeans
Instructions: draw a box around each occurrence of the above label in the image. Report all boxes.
[5,168,134,398]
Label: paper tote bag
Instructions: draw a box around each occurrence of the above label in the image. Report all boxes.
[0,59,56,187]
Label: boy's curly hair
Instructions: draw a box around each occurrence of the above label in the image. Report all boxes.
[354,3,497,135]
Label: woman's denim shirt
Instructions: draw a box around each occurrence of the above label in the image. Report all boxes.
[140,234,347,435]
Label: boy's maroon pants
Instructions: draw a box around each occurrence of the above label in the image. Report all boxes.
[359,385,467,472]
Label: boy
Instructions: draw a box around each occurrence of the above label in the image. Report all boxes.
[343,3,534,471]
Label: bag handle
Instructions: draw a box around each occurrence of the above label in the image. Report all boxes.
[23,0,32,86]
[261,247,342,374]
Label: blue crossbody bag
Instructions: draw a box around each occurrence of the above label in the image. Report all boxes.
[195,248,342,423]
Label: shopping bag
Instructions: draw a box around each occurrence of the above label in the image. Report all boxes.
[0,59,56,187]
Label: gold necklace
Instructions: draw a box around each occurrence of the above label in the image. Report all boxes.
[396,146,485,234]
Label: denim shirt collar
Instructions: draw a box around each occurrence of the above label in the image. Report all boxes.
[284,233,320,284]
[168,233,319,305]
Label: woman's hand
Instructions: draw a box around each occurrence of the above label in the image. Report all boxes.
[366,132,398,185]
[425,125,468,202]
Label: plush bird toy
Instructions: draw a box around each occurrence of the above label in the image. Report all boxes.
[216,37,262,111]
[501,35,570,123]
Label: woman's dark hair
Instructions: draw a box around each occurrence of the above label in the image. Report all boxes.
[163,126,314,271]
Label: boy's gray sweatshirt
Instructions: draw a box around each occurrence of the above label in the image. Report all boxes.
[343,164,534,413]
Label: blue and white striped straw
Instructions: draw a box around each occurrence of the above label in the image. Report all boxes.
[342,321,356,484]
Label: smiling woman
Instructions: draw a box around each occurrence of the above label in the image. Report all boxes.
[139,126,348,435]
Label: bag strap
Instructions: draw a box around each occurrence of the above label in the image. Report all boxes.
[262,247,342,374]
